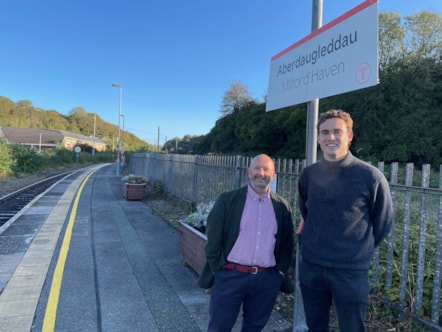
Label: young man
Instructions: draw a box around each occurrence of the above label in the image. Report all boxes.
[298,109,394,331]
[198,154,294,331]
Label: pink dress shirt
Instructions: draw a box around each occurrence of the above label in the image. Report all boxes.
[227,185,277,268]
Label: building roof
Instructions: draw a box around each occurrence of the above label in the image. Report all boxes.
[0,126,106,146]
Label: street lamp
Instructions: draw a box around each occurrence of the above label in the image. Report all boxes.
[112,83,122,176]
[121,113,125,166]
[121,114,125,150]
[92,113,96,156]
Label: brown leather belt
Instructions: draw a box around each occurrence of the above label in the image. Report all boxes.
[224,262,273,274]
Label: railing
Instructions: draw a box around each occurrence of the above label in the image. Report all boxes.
[129,153,442,330]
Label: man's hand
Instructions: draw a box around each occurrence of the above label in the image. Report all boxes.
[296,219,304,235]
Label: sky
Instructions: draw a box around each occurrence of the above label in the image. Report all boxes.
[1,1,441,145]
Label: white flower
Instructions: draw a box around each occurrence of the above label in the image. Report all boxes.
[121,174,147,184]
[184,201,215,228]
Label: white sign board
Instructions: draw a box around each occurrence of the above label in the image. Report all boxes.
[266,0,378,112]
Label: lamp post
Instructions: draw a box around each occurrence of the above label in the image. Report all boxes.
[112,83,122,176]
[121,113,125,166]
[92,113,96,156]
[121,114,125,150]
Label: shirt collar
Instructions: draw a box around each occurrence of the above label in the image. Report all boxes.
[247,184,270,201]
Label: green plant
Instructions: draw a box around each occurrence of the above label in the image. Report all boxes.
[9,143,43,174]
[184,201,215,229]
[0,140,15,176]
[121,174,147,184]
[371,205,441,326]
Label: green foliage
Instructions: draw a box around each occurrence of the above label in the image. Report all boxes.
[9,143,44,174]
[0,140,15,175]
[193,55,442,167]
[51,148,77,164]
[0,96,155,153]
[186,10,442,167]
[144,179,165,196]
[0,140,115,179]
[372,204,440,322]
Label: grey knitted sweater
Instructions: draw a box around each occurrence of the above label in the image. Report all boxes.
[298,152,394,270]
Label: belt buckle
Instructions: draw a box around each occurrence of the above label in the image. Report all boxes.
[251,266,258,274]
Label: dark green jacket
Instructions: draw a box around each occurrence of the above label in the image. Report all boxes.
[197,186,295,292]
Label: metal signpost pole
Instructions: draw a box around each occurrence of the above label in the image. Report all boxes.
[294,1,322,331]
[112,83,122,176]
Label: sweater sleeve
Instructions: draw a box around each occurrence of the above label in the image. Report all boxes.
[297,170,307,220]
[371,176,394,247]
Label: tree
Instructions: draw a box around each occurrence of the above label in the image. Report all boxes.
[0,96,15,117]
[220,81,255,116]
[378,12,406,70]
[404,11,442,63]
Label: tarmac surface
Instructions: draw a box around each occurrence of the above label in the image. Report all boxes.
[0,164,292,331]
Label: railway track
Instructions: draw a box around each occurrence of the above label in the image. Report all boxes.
[0,171,76,229]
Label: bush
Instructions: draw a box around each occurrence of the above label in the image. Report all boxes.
[9,143,43,174]
[0,140,15,176]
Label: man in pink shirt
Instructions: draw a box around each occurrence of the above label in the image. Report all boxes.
[198,154,295,331]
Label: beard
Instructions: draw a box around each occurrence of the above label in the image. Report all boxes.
[250,177,270,192]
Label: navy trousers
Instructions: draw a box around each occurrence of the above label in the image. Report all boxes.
[208,268,282,332]
[299,260,370,332]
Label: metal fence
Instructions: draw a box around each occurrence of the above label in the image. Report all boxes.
[129,152,442,330]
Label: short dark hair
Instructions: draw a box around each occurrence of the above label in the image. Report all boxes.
[317,109,353,134]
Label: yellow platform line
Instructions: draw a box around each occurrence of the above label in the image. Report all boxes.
[42,170,96,332]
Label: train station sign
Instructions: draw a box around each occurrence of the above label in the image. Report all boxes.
[266,0,379,111]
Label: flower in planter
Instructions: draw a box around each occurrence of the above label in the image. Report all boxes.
[121,174,148,184]
[184,201,215,231]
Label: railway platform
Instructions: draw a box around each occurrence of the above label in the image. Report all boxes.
[0,164,292,331]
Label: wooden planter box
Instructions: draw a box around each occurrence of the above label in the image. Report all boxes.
[123,183,146,201]
[178,221,207,275]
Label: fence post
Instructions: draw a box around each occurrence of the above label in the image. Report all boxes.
[167,154,173,194]
[385,162,398,288]
[414,164,431,313]
[143,153,149,180]
[399,163,414,303]
[371,162,385,284]
[192,155,200,203]
[431,164,442,325]
[293,159,308,331]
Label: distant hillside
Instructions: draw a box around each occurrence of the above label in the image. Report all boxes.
[0,97,155,152]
